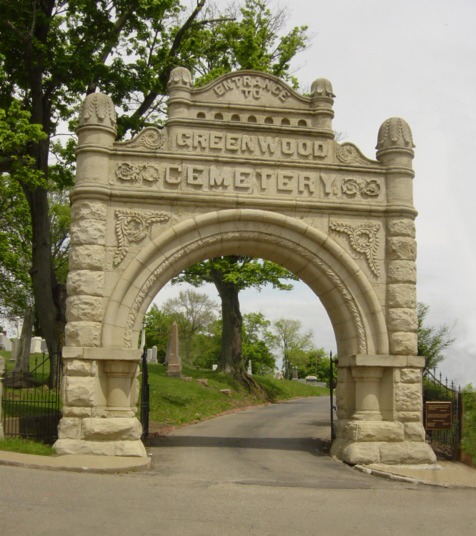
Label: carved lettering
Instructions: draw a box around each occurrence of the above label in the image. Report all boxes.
[114,162,383,202]
[212,75,290,103]
[174,131,328,161]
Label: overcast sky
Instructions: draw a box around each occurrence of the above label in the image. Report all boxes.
[159,0,476,386]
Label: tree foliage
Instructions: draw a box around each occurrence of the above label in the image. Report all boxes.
[272,318,314,379]
[162,289,218,363]
[0,0,308,386]
[417,302,455,371]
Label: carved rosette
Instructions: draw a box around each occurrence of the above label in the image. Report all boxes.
[127,127,166,151]
[167,66,192,89]
[79,93,117,129]
[115,162,160,184]
[341,177,381,198]
[330,221,381,276]
[376,117,414,151]
[114,210,170,266]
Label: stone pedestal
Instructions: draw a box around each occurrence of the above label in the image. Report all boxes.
[54,349,146,457]
[330,355,436,465]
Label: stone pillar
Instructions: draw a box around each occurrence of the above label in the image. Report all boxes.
[351,366,384,421]
[330,355,436,466]
[0,357,4,439]
[167,66,192,119]
[310,78,335,136]
[55,349,146,457]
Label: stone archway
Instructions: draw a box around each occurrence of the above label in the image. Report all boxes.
[55,68,435,464]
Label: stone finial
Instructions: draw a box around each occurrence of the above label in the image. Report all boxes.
[78,92,117,130]
[376,117,414,151]
[311,78,335,99]
[167,66,192,90]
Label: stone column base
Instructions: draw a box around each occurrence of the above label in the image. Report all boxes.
[54,415,148,457]
[330,438,436,465]
[54,438,147,457]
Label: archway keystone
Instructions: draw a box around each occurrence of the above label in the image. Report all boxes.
[55,68,435,465]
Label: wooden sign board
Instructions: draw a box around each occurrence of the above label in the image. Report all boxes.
[425,401,452,430]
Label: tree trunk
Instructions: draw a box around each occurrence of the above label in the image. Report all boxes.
[210,267,264,394]
[211,269,243,375]
[14,309,33,375]
[22,184,64,387]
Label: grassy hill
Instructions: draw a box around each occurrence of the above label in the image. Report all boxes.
[146,364,328,430]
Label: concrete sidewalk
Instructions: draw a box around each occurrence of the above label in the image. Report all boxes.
[1,448,475,487]
[0,450,151,473]
[356,461,476,488]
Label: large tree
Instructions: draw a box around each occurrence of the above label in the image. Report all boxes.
[0,0,307,375]
[272,318,314,379]
[162,289,218,364]
[174,257,297,382]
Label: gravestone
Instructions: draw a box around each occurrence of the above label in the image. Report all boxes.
[247,360,252,375]
[150,345,158,364]
[146,348,153,363]
[166,322,182,377]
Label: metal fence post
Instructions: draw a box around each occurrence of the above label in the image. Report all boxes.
[0,357,4,440]
[140,348,149,440]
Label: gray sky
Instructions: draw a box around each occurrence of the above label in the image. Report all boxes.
[157,0,476,386]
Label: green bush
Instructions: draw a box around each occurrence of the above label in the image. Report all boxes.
[462,385,476,460]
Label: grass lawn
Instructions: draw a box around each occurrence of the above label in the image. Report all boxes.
[0,437,55,456]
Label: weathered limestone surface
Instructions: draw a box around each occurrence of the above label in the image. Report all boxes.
[57,68,433,464]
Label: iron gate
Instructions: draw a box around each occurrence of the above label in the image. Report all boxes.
[1,353,62,443]
[423,369,462,460]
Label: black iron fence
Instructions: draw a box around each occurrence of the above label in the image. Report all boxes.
[140,347,149,440]
[1,353,62,444]
[423,369,462,460]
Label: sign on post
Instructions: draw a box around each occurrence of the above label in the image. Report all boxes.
[425,401,452,430]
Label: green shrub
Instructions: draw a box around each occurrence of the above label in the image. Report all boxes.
[462,385,476,460]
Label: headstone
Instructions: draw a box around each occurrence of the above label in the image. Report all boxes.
[292,366,298,380]
[166,322,182,377]
[150,345,158,364]
[247,360,252,375]
[274,371,284,380]
[146,348,153,363]
[30,336,43,354]
[40,339,48,354]
[212,364,218,371]
[10,338,19,361]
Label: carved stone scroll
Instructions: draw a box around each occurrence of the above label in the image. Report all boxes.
[114,210,170,266]
[330,221,381,277]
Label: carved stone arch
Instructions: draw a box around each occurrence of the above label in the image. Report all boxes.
[102,209,388,357]
[57,70,436,465]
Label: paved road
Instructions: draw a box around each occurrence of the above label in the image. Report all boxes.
[1,397,475,535]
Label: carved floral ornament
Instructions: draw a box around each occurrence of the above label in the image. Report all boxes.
[330,221,381,277]
[116,162,160,184]
[124,127,166,151]
[336,143,374,166]
[114,209,170,266]
[341,177,380,197]
[78,93,116,128]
